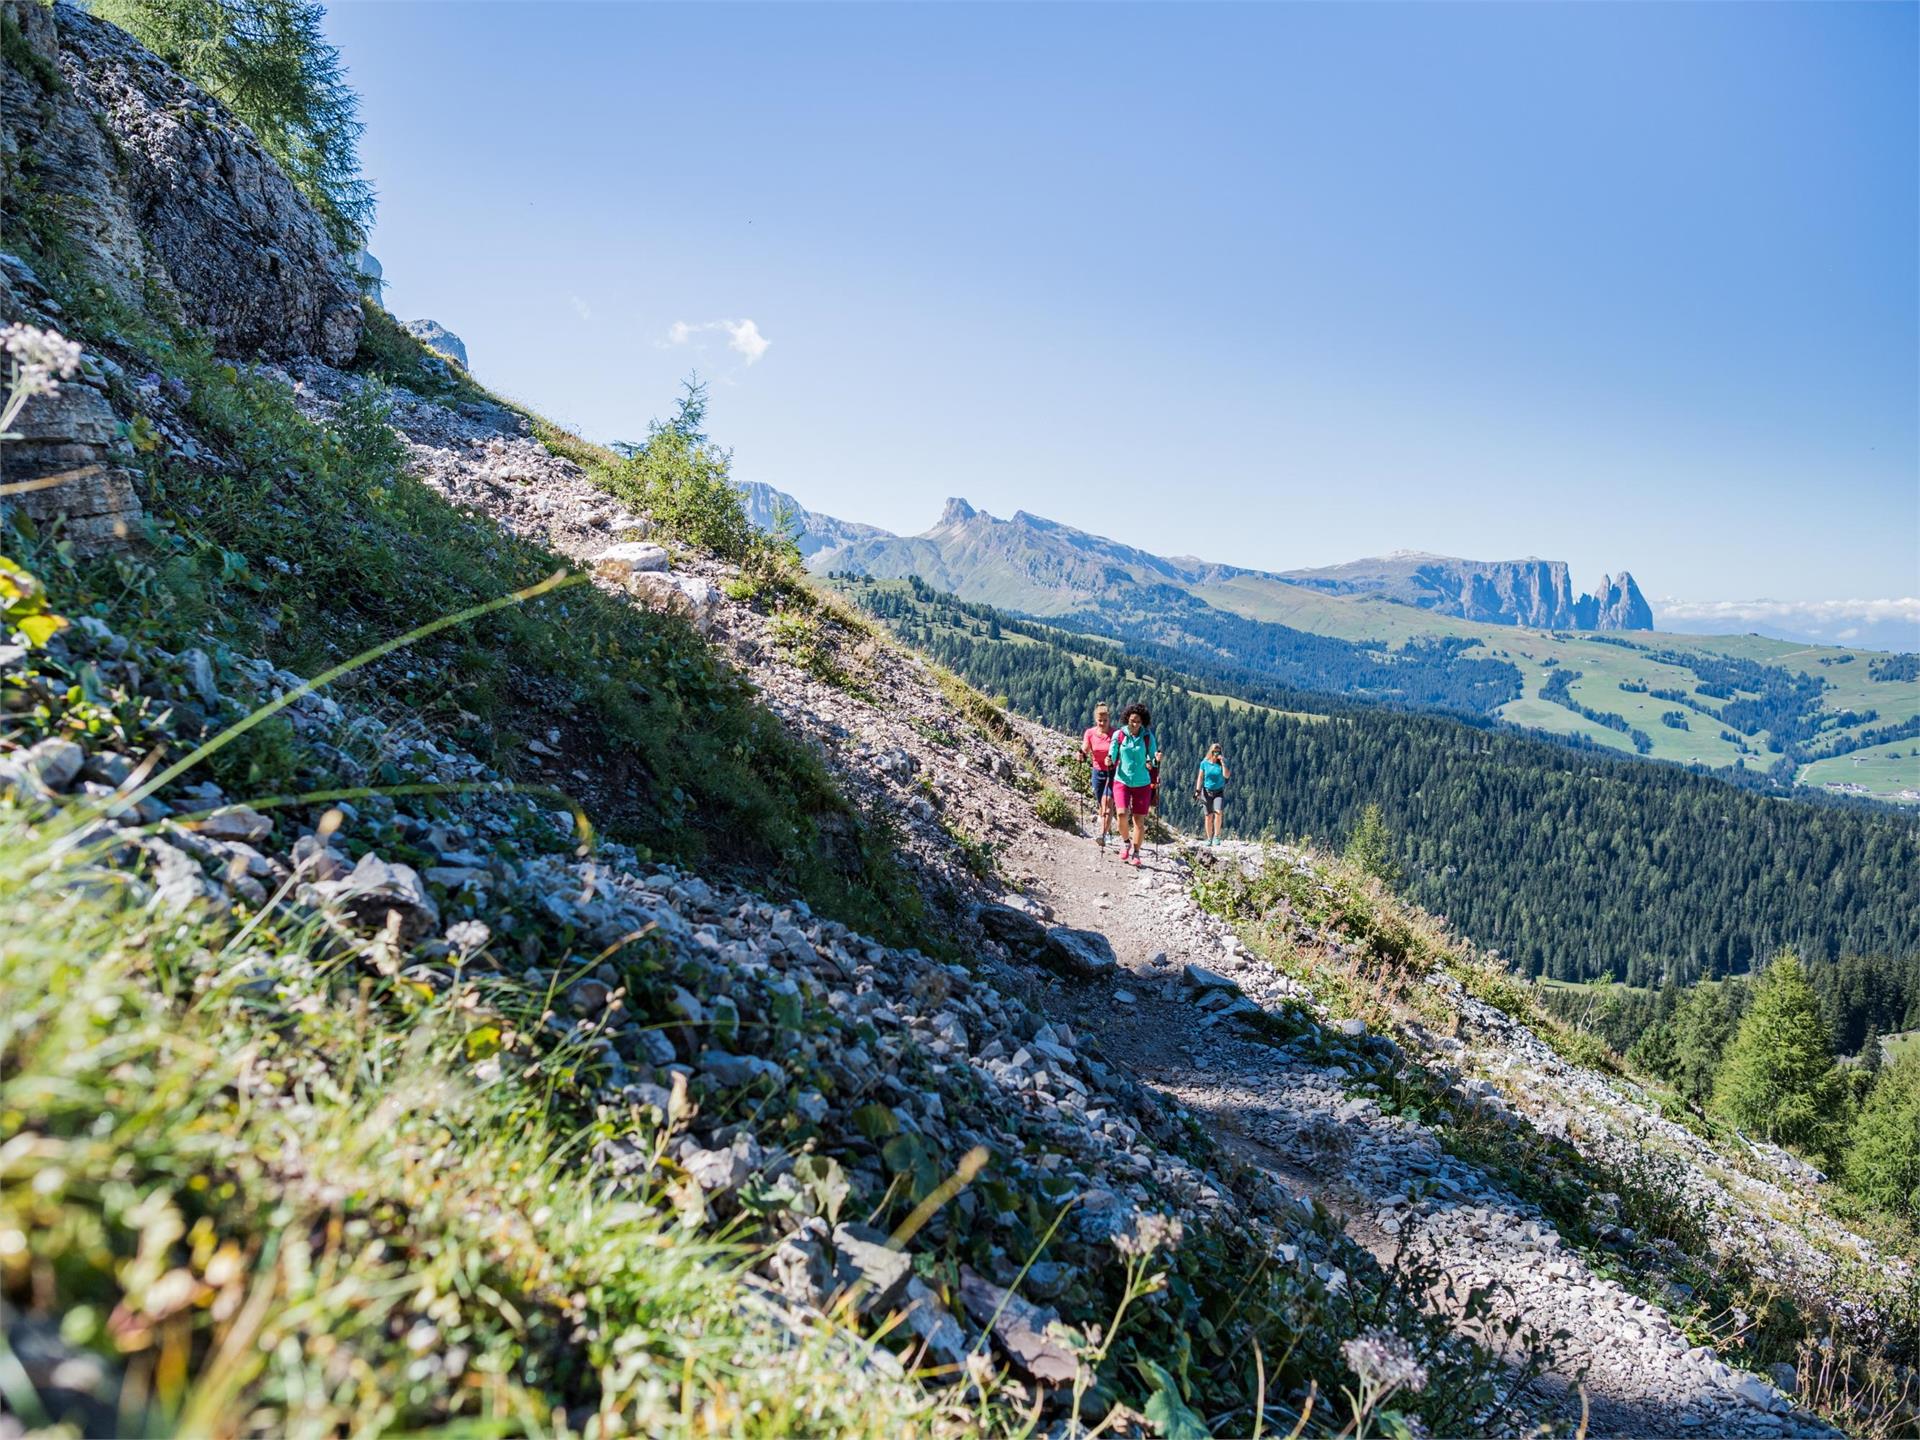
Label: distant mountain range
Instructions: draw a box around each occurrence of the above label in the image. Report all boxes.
[739,485,1653,632]
[738,484,1916,798]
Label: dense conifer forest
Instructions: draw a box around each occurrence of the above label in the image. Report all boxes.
[845,578,1920,987]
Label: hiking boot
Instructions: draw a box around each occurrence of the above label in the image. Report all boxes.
[1128,852,1143,868]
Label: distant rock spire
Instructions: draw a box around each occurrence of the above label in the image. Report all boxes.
[1590,571,1655,630]
[936,497,978,528]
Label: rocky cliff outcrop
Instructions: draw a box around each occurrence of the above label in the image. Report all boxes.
[0,253,142,547]
[1285,552,1656,631]
[403,319,466,370]
[1577,570,1655,630]
[1454,557,1578,627]
[1,0,361,363]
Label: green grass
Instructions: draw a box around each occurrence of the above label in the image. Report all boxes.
[1034,785,1076,831]
[1883,1031,1920,1064]
[1797,743,1920,803]
[0,827,943,1438]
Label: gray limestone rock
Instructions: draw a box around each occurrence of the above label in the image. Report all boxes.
[1182,962,1240,995]
[829,1223,912,1315]
[403,319,467,369]
[197,805,272,844]
[4,4,362,362]
[322,852,440,942]
[1042,927,1118,980]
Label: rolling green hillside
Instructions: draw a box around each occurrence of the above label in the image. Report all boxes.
[1190,575,1919,797]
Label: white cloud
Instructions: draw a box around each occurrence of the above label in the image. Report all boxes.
[721,318,770,364]
[570,295,592,321]
[1655,597,1920,626]
[660,318,771,365]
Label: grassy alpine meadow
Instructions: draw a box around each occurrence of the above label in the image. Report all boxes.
[1187,574,1914,778]
[1797,741,1920,804]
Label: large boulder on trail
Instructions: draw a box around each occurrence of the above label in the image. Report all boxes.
[978,904,1117,980]
[1042,927,1118,980]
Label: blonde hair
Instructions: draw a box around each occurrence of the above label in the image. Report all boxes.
[1207,743,1223,759]
[1094,703,1111,720]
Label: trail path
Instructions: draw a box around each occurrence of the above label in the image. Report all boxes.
[996,827,1829,1440]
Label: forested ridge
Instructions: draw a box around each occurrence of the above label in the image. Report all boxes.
[845,578,1920,986]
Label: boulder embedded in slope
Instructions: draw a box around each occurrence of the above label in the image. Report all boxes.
[977,902,1048,953]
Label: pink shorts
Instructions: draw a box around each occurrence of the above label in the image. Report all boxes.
[1113,782,1151,815]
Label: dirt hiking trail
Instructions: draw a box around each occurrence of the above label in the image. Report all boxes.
[997,826,1827,1440]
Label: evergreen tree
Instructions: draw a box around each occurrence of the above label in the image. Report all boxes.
[1345,802,1400,884]
[1843,1051,1920,1220]
[614,377,761,563]
[1713,952,1839,1152]
[95,0,375,249]
[1643,980,1747,1110]
[1861,1021,1884,1076]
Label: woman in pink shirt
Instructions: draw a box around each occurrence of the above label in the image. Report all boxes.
[1081,703,1118,850]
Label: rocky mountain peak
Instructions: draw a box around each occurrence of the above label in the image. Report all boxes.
[1579,570,1656,631]
[936,496,979,528]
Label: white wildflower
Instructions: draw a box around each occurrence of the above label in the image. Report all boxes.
[1112,1211,1184,1260]
[1341,1327,1429,1396]
[3,323,82,395]
[445,919,492,954]
[1,323,84,434]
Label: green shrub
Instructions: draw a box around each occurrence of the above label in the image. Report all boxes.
[1035,785,1076,831]
[1062,745,1091,795]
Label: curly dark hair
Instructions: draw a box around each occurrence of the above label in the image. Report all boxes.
[1123,702,1151,727]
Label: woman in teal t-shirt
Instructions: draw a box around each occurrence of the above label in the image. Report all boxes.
[1194,743,1230,846]
[1108,702,1159,867]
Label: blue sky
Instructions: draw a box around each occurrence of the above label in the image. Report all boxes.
[326,1,1917,610]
